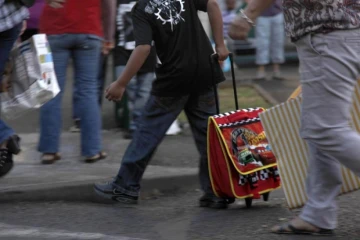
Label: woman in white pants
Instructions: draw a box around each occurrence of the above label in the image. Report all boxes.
[255,0,284,80]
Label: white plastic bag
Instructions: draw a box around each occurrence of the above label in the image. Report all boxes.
[1,34,60,119]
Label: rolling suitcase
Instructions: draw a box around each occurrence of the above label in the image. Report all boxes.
[207,53,281,207]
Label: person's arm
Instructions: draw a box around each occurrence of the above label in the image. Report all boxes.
[105,45,151,101]
[207,0,228,61]
[101,0,116,54]
[243,0,274,20]
[105,3,153,101]
[229,0,274,40]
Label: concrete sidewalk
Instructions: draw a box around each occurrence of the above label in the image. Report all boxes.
[0,130,200,202]
[0,63,300,203]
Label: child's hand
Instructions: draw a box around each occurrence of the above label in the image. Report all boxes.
[215,44,230,61]
[105,81,126,102]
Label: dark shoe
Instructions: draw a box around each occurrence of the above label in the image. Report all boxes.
[123,130,134,139]
[41,153,61,165]
[85,151,107,163]
[94,181,138,204]
[199,193,228,209]
[7,135,21,155]
[0,149,13,178]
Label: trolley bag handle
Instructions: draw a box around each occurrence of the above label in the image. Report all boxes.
[210,52,239,115]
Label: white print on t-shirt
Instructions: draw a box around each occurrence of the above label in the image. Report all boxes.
[145,0,185,31]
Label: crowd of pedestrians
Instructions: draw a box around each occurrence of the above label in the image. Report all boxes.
[3,0,360,237]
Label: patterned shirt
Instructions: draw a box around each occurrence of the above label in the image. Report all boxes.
[0,0,29,32]
[283,0,360,42]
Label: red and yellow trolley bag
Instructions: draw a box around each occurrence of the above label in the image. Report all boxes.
[207,54,281,207]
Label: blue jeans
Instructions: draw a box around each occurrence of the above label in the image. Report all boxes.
[115,66,154,131]
[38,34,102,156]
[255,13,285,65]
[0,24,22,144]
[73,53,108,119]
[114,89,216,196]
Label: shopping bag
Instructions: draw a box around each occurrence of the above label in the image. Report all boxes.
[259,84,360,209]
[1,34,60,119]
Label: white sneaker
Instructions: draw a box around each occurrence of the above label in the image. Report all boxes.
[166,120,182,135]
[69,119,80,133]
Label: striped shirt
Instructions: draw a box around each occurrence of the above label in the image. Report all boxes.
[0,0,29,32]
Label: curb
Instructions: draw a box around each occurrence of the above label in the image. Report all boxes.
[0,172,199,203]
[252,83,279,106]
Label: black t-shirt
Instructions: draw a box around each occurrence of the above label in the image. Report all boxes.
[113,0,156,73]
[132,0,225,96]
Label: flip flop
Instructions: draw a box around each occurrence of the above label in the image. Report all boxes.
[85,151,107,163]
[272,223,334,236]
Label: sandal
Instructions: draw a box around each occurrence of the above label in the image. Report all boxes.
[271,223,334,236]
[41,153,61,165]
[85,151,107,163]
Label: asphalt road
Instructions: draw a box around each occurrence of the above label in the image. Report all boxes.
[1,188,360,240]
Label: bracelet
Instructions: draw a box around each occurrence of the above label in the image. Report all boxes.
[239,9,256,27]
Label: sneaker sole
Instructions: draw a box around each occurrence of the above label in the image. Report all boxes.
[94,187,138,204]
[0,161,14,178]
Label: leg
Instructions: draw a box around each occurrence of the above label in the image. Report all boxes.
[0,24,23,176]
[184,89,216,195]
[72,34,102,157]
[273,29,360,234]
[95,95,186,199]
[0,24,21,143]
[184,88,229,209]
[300,142,342,229]
[97,53,108,106]
[38,35,71,154]
[133,72,155,130]
[270,13,285,78]
[255,17,271,79]
[125,72,138,132]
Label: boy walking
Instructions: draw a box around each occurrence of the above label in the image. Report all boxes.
[95,0,230,208]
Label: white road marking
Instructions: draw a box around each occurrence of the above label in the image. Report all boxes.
[0,223,148,240]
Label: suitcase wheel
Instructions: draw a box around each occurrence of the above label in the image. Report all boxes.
[245,198,253,208]
[262,192,270,202]
[227,198,235,204]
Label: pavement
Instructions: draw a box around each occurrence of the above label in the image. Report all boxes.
[0,61,300,202]
[0,62,311,240]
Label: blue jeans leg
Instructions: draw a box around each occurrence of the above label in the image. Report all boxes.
[73,52,107,119]
[184,89,216,194]
[115,95,186,196]
[38,34,71,153]
[115,89,216,196]
[98,53,108,106]
[72,35,102,156]
[0,24,21,143]
[126,71,154,131]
